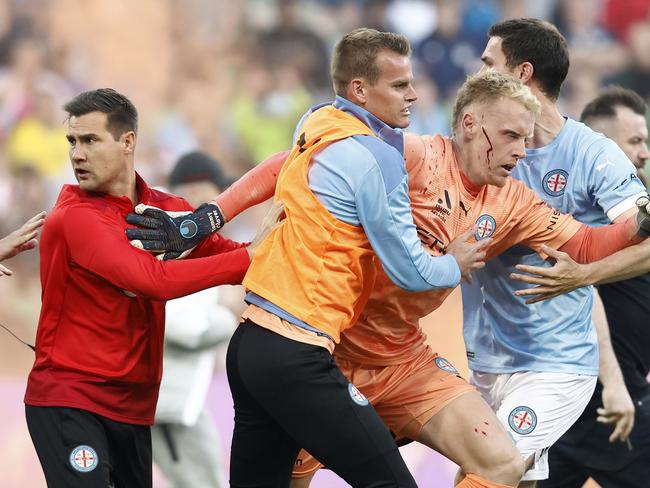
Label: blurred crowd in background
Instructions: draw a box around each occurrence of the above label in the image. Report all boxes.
[1,0,650,374]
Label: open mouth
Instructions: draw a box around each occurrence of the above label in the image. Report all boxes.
[502,163,516,172]
[75,169,91,179]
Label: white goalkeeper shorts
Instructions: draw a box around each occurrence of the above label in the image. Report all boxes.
[469,370,597,481]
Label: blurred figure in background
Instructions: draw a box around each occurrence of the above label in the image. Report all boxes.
[0,35,71,140]
[415,0,484,99]
[5,86,72,210]
[258,0,330,96]
[152,151,239,488]
[581,86,648,188]
[613,19,650,100]
[5,87,69,179]
[230,47,312,164]
[552,0,629,118]
[405,73,450,136]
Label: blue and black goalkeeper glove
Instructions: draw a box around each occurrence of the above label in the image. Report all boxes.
[126,203,225,260]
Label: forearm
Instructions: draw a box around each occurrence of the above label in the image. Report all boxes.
[594,287,636,442]
[580,238,650,285]
[0,237,12,261]
[212,151,287,221]
[559,217,641,264]
[593,289,625,387]
[104,247,250,300]
[65,202,251,299]
[358,172,460,291]
[68,223,250,300]
[191,232,249,259]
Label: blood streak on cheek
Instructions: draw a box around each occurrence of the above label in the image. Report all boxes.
[482,127,494,168]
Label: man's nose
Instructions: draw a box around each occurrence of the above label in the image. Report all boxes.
[638,143,649,162]
[406,84,417,102]
[514,140,526,159]
[70,145,85,160]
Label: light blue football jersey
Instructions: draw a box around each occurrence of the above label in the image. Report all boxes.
[462,118,646,375]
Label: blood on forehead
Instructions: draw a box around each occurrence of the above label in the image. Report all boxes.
[481,127,494,169]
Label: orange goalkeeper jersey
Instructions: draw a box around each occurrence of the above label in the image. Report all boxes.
[334,133,582,366]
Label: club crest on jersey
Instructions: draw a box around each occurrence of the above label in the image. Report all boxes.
[348,383,369,406]
[474,215,496,240]
[434,356,459,374]
[69,445,98,472]
[508,406,537,435]
[543,169,568,196]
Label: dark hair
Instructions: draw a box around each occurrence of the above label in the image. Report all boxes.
[169,151,234,190]
[580,86,647,123]
[63,88,138,140]
[488,18,569,101]
[331,28,411,97]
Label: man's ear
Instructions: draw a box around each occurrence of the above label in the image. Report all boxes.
[462,111,476,139]
[122,131,136,154]
[347,78,367,105]
[517,61,534,85]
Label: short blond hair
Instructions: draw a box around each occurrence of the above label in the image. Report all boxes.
[451,71,541,135]
[331,28,411,96]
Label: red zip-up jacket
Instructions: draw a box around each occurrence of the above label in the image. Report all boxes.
[25,175,249,425]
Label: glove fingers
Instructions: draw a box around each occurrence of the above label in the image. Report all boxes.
[126,228,164,240]
[140,207,167,219]
[131,239,167,252]
[157,245,196,261]
[126,213,162,229]
[161,251,182,260]
[135,203,163,215]
[175,247,196,260]
[142,240,168,251]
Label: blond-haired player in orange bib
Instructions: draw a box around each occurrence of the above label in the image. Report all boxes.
[129,70,650,488]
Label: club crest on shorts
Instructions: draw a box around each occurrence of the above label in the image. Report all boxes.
[69,445,98,472]
[434,356,459,374]
[543,169,568,197]
[474,215,496,240]
[348,383,369,406]
[508,406,537,435]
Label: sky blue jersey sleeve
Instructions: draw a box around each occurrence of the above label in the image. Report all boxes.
[584,137,647,221]
[309,134,460,291]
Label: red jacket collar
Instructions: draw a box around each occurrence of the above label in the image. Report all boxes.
[57,172,153,212]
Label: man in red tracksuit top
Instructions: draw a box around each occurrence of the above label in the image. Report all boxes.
[23,88,264,488]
